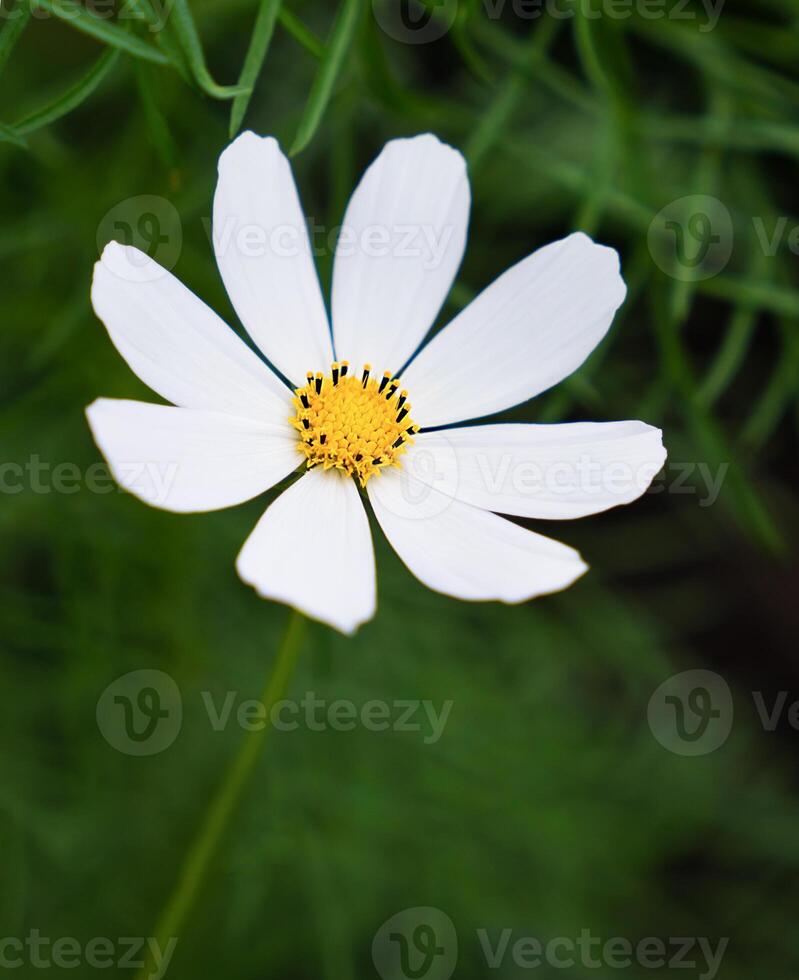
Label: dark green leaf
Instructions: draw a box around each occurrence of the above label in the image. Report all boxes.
[229,0,284,138]
[0,0,32,79]
[32,0,169,64]
[290,0,362,156]
[13,49,120,136]
[0,121,26,147]
[165,0,251,99]
[277,7,324,59]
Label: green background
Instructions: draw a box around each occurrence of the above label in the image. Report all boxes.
[1,0,798,977]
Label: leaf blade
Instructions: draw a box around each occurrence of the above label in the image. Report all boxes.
[290,0,362,156]
[32,0,169,65]
[229,0,284,138]
[0,121,26,147]
[166,0,251,99]
[0,0,32,79]
[14,48,120,136]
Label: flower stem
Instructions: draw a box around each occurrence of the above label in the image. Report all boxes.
[134,608,306,980]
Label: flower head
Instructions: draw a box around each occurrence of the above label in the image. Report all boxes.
[87,132,666,634]
[290,363,419,486]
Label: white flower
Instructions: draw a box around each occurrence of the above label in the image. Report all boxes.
[86,132,666,635]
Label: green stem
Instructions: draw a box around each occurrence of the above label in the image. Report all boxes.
[134,609,306,980]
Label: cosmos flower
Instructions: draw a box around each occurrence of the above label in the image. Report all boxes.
[87,132,666,634]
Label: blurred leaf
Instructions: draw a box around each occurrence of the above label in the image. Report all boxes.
[290,0,362,156]
[701,277,799,319]
[12,49,120,137]
[741,318,799,449]
[229,0,284,137]
[632,16,799,109]
[165,0,252,99]
[277,7,324,59]
[0,121,26,147]
[0,810,27,934]
[126,0,193,80]
[0,0,31,78]
[135,60,180,171]
[466,18,558,170]
[32,0,169,64]
[698,250,770,408]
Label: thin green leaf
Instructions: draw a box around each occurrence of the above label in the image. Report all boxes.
[290,0,362,156]
[698,248,770,408]
[466,18,558,169]
[32,0,168,65]
[14,48,120,136]
[277,7,324,59]
[741,320,799,449]
[640,114,799,161]
[450,7,494,87]
[135,61,180,171]
[474,21,595,113]
[125,0,192,81]
[632,17,799,110]
[0,0,32,78]
[650,280,782,554]
[0,121,26,147]
[229,0,284,138]
[700,276,799,319]
[166,0,251,99]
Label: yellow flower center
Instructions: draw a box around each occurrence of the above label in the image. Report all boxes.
[291,362,419,486]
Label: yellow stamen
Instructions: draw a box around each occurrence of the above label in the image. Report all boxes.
[291,362,419,486]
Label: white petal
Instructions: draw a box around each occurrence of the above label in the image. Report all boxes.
[331,134,469,375]
[368,468,587,602]
[401,232,627,427]
[86,398,301,513]
[236,468,376,634]
[92,242,291,422]
[213,132,333,385]
[408,421,666,519]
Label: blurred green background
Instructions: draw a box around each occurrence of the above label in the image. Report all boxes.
[1,0,799,976]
